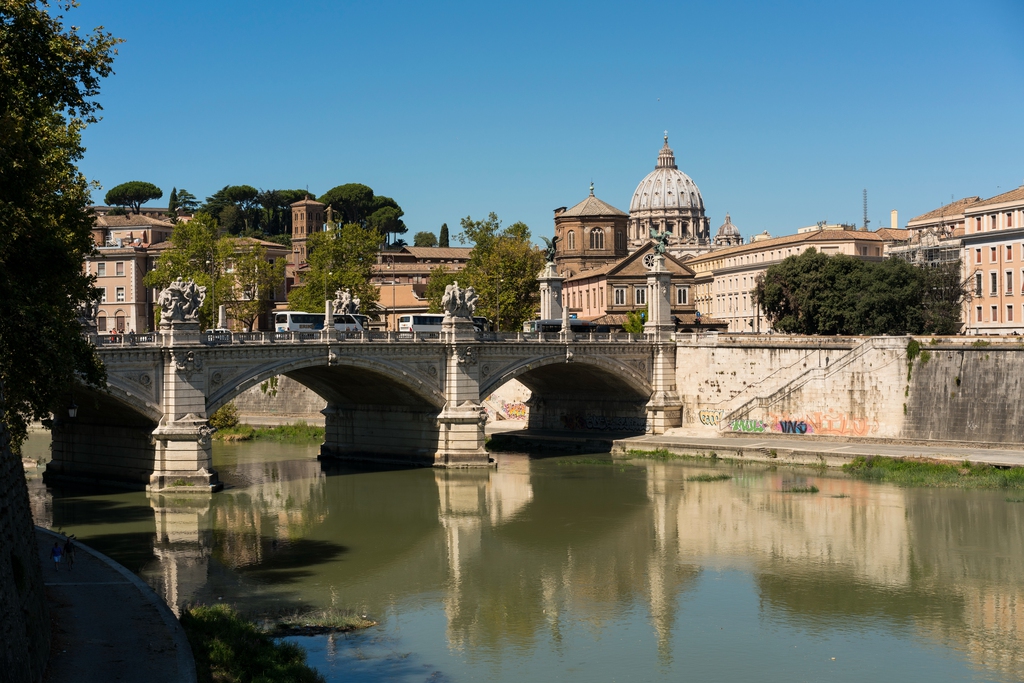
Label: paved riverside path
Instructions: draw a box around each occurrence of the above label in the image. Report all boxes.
[612,434,1024,468]
[36,528,196,683]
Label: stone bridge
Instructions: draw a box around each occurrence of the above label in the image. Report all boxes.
[46,320,681,492]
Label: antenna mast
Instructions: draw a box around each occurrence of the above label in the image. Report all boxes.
[862,189,870,231]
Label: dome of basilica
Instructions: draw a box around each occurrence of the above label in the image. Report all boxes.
[629,134,704,214]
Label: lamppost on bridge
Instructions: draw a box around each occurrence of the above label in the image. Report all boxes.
[205,258,217,330]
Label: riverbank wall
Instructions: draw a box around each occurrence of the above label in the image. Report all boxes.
[0,423,49,682]
[675,335,1024,447]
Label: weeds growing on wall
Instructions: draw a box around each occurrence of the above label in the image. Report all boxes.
[180,604,325,683]
[843,456,1024,489]
[686,473,732,482]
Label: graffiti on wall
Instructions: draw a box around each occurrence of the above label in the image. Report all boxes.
[698,409,724,426]
[722,411,880,436]
[560,414,648,432]
[502,401,527,420]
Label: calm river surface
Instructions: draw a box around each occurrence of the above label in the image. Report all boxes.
[24,435,1024,682]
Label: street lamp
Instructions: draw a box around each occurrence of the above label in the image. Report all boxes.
[205,258,216,329]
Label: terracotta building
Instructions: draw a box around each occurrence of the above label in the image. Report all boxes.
[552,184,629,278]
[961,184,1024,334]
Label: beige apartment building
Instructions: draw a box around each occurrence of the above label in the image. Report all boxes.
[686,227,908,333]
[961,185,1024,334]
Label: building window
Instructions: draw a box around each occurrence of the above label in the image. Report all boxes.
[567,230,576,250]
[992,214,999,230]
[96,262,106,276]
[991,247,997,263]
[614,288,626,306]
[1007,271,1014,295]
[99,287,107,303]
[116,286,125,302]
[589,228,604,250]
[992,305,998,322]
[991,272,998,295]
[1008,245,1014,262]
[115,261,124,276]
[975,249,982,264]
[635,287,646,306]
[1008,212,1015,228]
[97,316,106,331]
[676,286,688,305]
[616,231,625,250]
[975,273,982,297]
[976,216,982,232]
[1008,305,1014,322]
[976,306,982,322]
[115,315,125,331]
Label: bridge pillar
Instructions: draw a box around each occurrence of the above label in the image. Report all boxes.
[644,255,682,433]
[537,262,564,321]
[436,317,490,467]
[150,323,221,492]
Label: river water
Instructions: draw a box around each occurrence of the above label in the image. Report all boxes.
[24,435,1024,682]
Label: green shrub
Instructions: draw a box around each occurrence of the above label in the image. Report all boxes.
[687,473,732,482]
[180,604,325,683]
[209,403,240,430]
[971,339,991,347]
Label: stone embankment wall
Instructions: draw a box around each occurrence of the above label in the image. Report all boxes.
[677,335,1024,446]
[0,422,50,682]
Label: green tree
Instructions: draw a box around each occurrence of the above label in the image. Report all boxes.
[224,241,286,331]
[144,213,232,329]
[0,0,119,449]
[425,266,458,312]
[622,308,647,334]
[431,213,543,331]
[752,249,949,336]
[104,180,162,214]
[287,223,382,314]
[920,260,967,335]
[414,231,438,247]
[439,223,450,248]
[175,188,199,213]
[318,183,375,224]
[166,187,178,221]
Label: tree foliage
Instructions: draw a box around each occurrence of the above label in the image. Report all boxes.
[439,223,450,248]
[143,213,233,329]
[413,231,438,247]
[753,249,965,335]
[286,223,382,314]
[425,213,543,331]
[104,180,162,214]
[318,184,407,244]
[0,0,120,449]
[224,241,286,332]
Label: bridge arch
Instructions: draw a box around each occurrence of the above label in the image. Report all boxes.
[479,353,652,401]
[206,354,446,415]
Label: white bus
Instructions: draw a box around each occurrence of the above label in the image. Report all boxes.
[398,314,492,332]
[275,311,368,333]
[398,313,444,332]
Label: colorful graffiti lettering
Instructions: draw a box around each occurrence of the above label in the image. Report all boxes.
[698,409,724,426]
[502,401,527,420]
[776,420,809,434]
[730,419,768,433]
[766,411,879,436]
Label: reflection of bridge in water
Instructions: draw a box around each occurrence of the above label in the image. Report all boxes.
[39,452,1023,679]
[46,319,679,492]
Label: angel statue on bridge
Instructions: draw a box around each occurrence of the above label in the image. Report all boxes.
[649,225,671,255]
[540,235,559,264]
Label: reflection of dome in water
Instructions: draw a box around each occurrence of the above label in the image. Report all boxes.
[630,135,705,213]
[714,213,742,246]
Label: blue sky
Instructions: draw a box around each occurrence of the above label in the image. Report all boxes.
[73,0,1023,242]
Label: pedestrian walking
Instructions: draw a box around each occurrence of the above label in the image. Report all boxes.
[63,536,76,570]
[50,541,62,571]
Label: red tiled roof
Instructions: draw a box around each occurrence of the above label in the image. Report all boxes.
[907,196,981,224]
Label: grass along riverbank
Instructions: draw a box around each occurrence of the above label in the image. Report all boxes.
[181,604,325,683]
[213,421,324,443]
[843,456,1024,489]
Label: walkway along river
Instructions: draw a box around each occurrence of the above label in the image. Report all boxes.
[23,434,1024,682]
